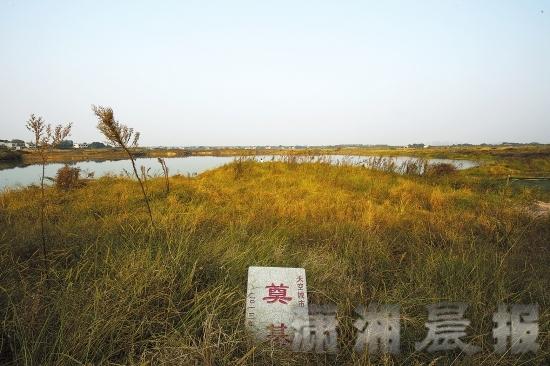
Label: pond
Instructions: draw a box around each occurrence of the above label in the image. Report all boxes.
[0,155,478,190]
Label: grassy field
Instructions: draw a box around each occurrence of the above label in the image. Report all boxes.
[0,154,549,364]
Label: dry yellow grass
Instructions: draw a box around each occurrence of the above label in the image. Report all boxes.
[0,160,548,365]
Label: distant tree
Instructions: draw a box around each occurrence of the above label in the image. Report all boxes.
[57,139,74,149]
[92,105,155,229]
[26,114,72,272]
[89,141,107,149]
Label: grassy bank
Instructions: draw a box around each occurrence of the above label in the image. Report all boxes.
[0,160,549,364]
[19,148,150,165]
[0,150,22,163]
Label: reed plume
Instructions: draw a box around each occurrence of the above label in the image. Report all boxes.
[158,157,170,194]
[91,105,155,229]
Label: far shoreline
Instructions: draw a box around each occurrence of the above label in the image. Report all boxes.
[1,144,549,166]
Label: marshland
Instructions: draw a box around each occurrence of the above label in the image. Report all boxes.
[1,141,549,364]
[2,1,550,364]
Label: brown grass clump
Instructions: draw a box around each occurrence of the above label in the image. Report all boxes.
[425,162,458,176]
[55,165,81,190]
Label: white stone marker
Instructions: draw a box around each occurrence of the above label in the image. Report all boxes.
[246,266,309,346]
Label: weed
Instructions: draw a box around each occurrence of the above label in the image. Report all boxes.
[92,105,155,230]
[55,165,81,190]
[25,114,72,272]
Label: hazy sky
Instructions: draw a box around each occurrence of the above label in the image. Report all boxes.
[1,0,549,146]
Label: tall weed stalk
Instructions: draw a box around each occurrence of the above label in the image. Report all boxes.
[92,105,155,229]
[25,114,72,272]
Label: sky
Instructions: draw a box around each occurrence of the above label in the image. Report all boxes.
[0,0,549,146]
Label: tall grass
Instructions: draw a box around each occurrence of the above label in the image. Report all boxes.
[25,114,72,273]
[158,158,170,194]
[0,160,548,364]
[92,105,155,230]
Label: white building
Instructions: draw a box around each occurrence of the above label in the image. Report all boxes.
[0,140,13,149]
[74,142,89,149]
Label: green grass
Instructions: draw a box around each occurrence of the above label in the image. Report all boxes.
[0,159,549,365]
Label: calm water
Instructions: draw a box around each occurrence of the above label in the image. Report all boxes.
[0,155,477,190]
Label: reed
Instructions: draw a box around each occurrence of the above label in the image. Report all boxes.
[158,157,170,194]
[91,105,155,230]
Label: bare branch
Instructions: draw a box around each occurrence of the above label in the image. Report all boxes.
[26,114,45,147]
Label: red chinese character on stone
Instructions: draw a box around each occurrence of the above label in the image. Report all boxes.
[263,283,293,304]
[266,323,291,346]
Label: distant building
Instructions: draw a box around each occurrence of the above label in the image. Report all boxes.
[11,139,25,148]
[0,139,25,150]
[74,142,89,149]
[0,140,13,149]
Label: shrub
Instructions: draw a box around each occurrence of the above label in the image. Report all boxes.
[425,162,457,176]
[55,165,81,190]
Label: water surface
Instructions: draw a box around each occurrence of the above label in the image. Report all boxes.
[0,155,477,190]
